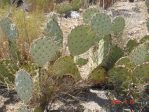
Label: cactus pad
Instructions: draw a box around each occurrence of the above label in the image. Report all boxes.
[88,66,107,84]
[133,62,149,83]
[0,17,18,41]
[108,66,132,90]
[30,37,60,67]
[44,18,63,47]
[115,57,135,70]
[83,8,98,24]
[91,13,112,37]
[126,39,139,53]
[112,17,125,35]
[15,70,32,103]
[129,42,149,65]
[53,56,80,80]
[68,25,96,56]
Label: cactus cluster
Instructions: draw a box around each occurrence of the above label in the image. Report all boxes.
[0,5,149,111]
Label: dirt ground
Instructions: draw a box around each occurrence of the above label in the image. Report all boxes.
[0,1,149,112]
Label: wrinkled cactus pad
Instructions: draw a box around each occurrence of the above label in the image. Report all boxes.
[68,25,96,56]
[30,37,60,66]
[53,56,80,80]
[15,70,32,103]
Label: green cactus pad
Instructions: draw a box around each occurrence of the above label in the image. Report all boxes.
[101,45,124,70]
[44,18,63,47]
[129,42,149,65]
[88,66,107,84]
[30,37,60,67]
[140,35,149,43]
[68,25,96,56]
[0,17,18,41]
[53,56,80,80]
[17,105,29,112]
[115,56,135,70]
[75,58,88,67]
[83,8,99,24]
[91,13,112,37]
[108,66,132,89]
[56,3,72,14]
[126,39,139,53]
[15,70,32,103]
[112,17,125,35]
[133,62,149,83]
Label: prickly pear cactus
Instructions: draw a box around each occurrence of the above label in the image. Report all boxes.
[56,3,72,14]
[126,39,139,53]
[101,45,124,70]
[53,56,80,80]
[112,17,125,36]
[91,13,112,38]
[44,17,63,47]
[140,35,149,43]
[15,70,32,103]
[88,66,107,84]
[108,66,132,90]
[30,37,60,67]
[83,8,98,24]
[68,25,96,56]
[0,17,18,41]
[133,62,149,83]
[115,57,135,70]
[129,42,149,65]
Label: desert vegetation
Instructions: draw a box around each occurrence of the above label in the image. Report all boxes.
[0,0,149,112]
